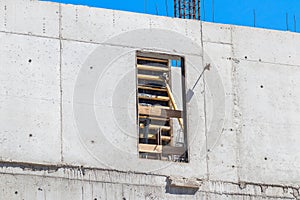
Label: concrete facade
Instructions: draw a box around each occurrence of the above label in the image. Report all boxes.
[0,0,300,199]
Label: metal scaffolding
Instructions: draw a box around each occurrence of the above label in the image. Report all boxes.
[174,0,200,20]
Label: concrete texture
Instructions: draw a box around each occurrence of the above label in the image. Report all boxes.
[0,0,59,38]
[0,32,61,164]
[0,0,300,199]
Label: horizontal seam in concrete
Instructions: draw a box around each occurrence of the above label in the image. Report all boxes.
[0,30,202,57]
[0,161,299,191]
[0,171,163,188]
[203,191,294,199]
[203,40,232,45]
[0,160,167,178]
[0,30,59,40]
[212,179,300,191]
[237,58,300,68]
[240,118,300,126]
[70,40,203,57]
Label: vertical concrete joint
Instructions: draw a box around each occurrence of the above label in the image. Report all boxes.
[200,20,210,180]
[59,3,64,163]
[230,25,242,182]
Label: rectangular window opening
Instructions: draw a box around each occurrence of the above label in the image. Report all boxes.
[136,51,188,163]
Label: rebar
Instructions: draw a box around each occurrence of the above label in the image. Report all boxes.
[174,0,200,20]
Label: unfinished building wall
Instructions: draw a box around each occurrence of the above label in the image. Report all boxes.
[0,0,300,199]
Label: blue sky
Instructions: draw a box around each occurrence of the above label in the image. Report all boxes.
[43,0,300,32]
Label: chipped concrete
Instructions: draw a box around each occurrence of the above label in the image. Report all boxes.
[0,0,300,199]
[0,162,298,199]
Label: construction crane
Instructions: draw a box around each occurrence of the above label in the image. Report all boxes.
[174,0,201,20]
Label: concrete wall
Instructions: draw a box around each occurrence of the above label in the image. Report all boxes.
[0,0,300,199]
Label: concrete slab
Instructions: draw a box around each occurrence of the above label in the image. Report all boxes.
[2,0,300,198]
[0,0,59,38]
[60,4,202,56]
[202,22,232,44]
[61,5,148,43]
[0,32,61,164]
[105,28,202,56]
[184,54,206,173]
[0,171,295,199]
[0,172,207,200]
[60,40,98,103]
[0,32,60,100]
[232,26,300,66]
[61,38,207,177]
[61,40,135,167]
[203,41,238,182]
[0,95,61,164]
[150,15,202,45]
[237,60,300,185]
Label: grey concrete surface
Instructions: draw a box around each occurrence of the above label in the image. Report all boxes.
[0,0,300,199]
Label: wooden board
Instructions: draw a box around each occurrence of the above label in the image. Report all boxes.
[139,115,170,122]
[137,74,163,82]
[138,105,182,118]
[139,104,170,110]
[138,85,167,92]
[137,57,168,63]
[139,134,171,141]
[139,124,171,131]
[137,64,169,72]
[138,95,170,101]
[139,144,162,153]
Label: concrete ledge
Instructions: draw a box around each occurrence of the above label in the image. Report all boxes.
[0,162,298,199]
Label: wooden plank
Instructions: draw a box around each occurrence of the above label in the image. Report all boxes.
[139,134,171,141]
[139,115,170,122]
[137,57,168,63]
[139,144,162,153]
[138,95,170,101]
[162,146,186,155]
[138,105,182,118]
[138,85,167,92]
[136,51,181,61]
[139,105,161,117]
[139,124,171,131]
[137,74,163,82]
[161,136,172,141]
[155,105,172,109]
[137,64,169,72]
[139,104,170,110]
